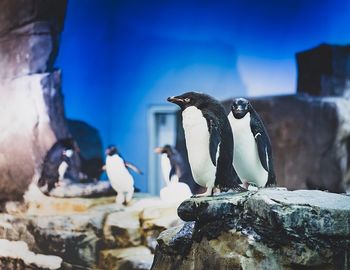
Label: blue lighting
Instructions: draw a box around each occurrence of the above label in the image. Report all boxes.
[56,0,350,191]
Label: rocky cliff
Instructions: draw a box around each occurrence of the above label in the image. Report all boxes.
[0,0,70,201]
[152,189,350,270]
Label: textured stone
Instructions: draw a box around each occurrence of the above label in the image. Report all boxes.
[0,22,56,80]
[0,239,62,270]
[0,71,71,201]
[0,194,181,268]
[103,210,142,248]
[0,0,66,36]
[100,246,153,270]
[140,203,178,223]
[31,229,98,268]
[245,189,350,237]
[223,95,350,193]
[27,202,119,268]
[25,187,116,215]
[297,43,350,98]
[48,181,116,198]
[28,216,99,267]
[152,189,350,270]
[140,203,182,252]
[0,0,67,80]
[0,0,73,202]
[0,214,35,249]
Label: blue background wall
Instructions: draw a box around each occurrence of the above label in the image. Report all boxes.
[56,0,350,191]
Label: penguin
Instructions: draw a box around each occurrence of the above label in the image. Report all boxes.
[227,98,276,188]
[167,92,244,195]
[105,145,142,205]
[154,145,192,202]
[38,138,79,194]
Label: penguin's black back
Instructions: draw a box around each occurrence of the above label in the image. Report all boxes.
[38,138,75,192]
[200,96,243,191]
[167,147,189,182]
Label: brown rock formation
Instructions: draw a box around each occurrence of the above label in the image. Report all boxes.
[0,0,69,201]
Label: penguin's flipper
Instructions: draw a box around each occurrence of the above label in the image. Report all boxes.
[205,116,221,167]
[250,114,270,172]
[250,112,277,187]
[125,162,143,175]
[254,133,269,171]
[169,166,176,182]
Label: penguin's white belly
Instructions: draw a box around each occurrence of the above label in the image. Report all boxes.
[58,161,68,181]
[228,112,268,187]
[106,155,134,192]
[182,106,216,188]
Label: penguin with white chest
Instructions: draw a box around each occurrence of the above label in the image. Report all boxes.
[228,98,276,188]
[168,92,244,195]
[105,145,142,205]
[154,145,192,202]
[38,138,79,195]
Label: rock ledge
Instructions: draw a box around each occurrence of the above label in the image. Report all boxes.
[152,189,350,270]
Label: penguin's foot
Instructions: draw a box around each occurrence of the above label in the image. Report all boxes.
[191,188,212,198]
[55,181,65,188]
[115,195,125,206]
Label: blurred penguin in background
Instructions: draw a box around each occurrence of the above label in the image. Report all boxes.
[105,145,143,205]
[154,145,192,202]
[38,138,79,195]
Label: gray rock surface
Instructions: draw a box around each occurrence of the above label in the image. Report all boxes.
[103,210,142,248]
[48,181,115,198]
[0,0,70,202]
[0,72,70,201]
[0,239,62,270]
[152,189,350,270]
[1,195,181,269]
[0,0,67,80]
[297,44,350,98]
[223,95,350,193]
[100,246,153,270]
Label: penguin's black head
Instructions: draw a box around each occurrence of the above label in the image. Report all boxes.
[57,138,79,152]
[231,98,251,119]
[167,92,214,110]
[154,144,174,156]
[59,138,79,158]
[105,145,118,156]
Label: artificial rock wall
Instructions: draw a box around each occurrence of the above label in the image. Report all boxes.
[152,189,350,270]
[297,44,350,98]
[222,95,350,193]
[0,0,70,201]
[224,44,350,193]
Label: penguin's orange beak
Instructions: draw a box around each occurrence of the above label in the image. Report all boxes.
[154,147,163,154]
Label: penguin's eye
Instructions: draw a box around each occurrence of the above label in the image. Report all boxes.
[184,98,190,103]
